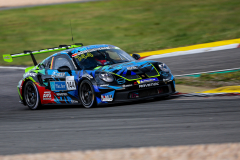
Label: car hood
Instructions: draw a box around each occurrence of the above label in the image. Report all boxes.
[94,60,161,80]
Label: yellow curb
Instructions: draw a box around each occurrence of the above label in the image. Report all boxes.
[138,38,240,57]
[197,85,240,93]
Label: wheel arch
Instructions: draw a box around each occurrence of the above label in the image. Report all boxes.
[78,77,98,91]
[21,79,31,105]
[22,79,40,106]
[78,78,98,108]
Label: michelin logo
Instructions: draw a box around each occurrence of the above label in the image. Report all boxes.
[139,82,159,88]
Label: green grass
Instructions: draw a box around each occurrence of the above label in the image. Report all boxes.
[1,0,240,65]
[176,71,240,88]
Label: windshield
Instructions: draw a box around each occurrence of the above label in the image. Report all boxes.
[73,49,135,70]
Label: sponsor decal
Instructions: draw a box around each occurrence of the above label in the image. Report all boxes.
[137,78,158,84]
[72,53,78,57]
[72,47,111,57]
[75,52,93,61]
[50,81,67,91]
[24,72,37,77]
[101,90,115,102]
[127,66,138,70]
[51,71,65,78]
[66,76,76,90]
[43,91,51,100]
[100,84,109,87]
[117,78,125,84]
[56,93,68,96]
[71,100,79,104]
[101,95,113,102]
[139,82,159,88]
[122,84,132,87]
[163,79,172,83]
[4,56,10,59]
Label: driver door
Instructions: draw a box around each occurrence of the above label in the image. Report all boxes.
[48,55,76,103]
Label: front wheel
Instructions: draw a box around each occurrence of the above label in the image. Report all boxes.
[24,81,41,110]
[79,80,96,108]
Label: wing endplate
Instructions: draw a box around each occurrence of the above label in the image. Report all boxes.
[3,54,13,62]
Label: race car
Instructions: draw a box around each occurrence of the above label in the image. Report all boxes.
[3,43,176,109]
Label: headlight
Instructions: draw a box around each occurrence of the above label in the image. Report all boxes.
[99,72,114,82]
[158,63,171,73]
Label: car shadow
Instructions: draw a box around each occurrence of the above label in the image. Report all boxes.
[38,95,179,110]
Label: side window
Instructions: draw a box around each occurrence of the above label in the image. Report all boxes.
[46,60,51,69]
[41,59,51,69]
[38,63,44,69]
[52,56,73,70]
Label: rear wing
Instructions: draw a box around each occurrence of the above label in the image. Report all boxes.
[3,43,83,65]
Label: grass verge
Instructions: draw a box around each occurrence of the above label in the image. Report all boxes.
[176,71,240,88]
[1,0,240,65]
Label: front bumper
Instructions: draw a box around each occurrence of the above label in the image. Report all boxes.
[115,84,174,101]
[99,81,176,104]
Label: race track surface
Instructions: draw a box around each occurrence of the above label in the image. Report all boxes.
[0,48,240,155]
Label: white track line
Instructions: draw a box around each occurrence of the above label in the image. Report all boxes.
[143,43,239,60]
[0,66,26,70]
[175,67,240,77]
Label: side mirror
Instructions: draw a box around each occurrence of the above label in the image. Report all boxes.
[58,66,71,73]
[132,54,141,60]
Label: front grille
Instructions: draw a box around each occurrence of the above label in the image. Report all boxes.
[129,86,169,99]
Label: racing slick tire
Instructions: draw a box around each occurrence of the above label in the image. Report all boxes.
[79,79,96,108]
[23,81,41,110]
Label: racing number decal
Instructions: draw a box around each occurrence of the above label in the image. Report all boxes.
[66,76,76,90]
[67,81,75,90]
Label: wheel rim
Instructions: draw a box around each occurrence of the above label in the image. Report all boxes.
[25,83,37,107]
[80,82,93,106]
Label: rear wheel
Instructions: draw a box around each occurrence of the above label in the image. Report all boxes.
[24,81,41,110]
[79,80,96,108]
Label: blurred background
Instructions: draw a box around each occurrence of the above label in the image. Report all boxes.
[0,0,240,66]
[0,0,240,158]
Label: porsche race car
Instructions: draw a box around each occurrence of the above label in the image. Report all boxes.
[3,43,176,109]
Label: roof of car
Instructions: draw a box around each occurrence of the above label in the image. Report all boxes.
[43,44,117,62]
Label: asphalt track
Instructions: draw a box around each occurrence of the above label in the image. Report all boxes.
[0,48,240,155]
